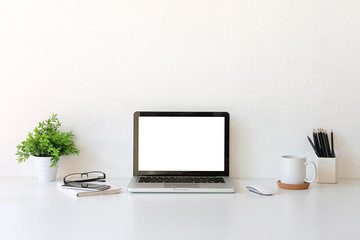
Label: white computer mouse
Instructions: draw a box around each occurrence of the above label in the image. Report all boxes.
[246,184,277,196]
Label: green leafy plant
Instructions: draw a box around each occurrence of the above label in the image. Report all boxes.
[16,114,80,167]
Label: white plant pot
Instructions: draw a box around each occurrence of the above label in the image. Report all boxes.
[32,156,59,182]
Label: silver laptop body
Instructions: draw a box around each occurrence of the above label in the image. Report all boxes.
[127,111,236,193]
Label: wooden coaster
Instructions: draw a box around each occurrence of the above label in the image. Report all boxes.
[277,180,310,190]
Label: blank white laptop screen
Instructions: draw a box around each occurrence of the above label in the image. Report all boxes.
[138,116,225,171]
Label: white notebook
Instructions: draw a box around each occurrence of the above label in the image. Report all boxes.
[57,181,122,197]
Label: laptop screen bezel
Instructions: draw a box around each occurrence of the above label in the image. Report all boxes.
[133,111,230,176]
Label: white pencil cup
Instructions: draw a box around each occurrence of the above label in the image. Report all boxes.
[316,153,337,184]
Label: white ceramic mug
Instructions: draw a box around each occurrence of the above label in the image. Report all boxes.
[281,155,317,184]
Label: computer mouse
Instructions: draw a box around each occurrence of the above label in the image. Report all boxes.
[246,184,277,196]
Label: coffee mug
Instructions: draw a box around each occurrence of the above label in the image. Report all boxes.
[281,155,317,184]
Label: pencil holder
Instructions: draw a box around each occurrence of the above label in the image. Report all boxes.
[316,155,337,184]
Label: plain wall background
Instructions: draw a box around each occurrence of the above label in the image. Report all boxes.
[1,0,360,179]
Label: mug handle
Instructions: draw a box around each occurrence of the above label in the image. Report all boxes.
[304,161,317,183]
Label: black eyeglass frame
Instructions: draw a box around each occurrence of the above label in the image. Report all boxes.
[63,171,106,184]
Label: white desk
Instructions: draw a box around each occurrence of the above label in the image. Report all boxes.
[1,178,359,240]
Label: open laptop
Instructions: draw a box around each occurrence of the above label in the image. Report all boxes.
[127,111,236,193]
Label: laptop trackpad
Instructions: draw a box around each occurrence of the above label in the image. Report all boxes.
[165,183,200,188]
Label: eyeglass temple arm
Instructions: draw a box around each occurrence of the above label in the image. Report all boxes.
[63,172,106,184]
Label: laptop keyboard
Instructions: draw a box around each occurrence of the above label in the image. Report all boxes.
[138,176,225,184]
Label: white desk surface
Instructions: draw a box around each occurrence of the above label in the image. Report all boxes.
[1,178,359,240]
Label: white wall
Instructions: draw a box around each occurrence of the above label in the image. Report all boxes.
[1,0,360,179]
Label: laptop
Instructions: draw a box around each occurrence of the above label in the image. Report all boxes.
[127,111,236,193]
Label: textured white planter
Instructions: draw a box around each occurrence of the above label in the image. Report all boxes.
[32,156,59,182]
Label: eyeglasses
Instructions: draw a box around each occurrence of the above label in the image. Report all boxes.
[63,171,106,184]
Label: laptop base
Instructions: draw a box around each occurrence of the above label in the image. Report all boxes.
[127,176,236,193]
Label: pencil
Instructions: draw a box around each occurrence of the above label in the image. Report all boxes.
[331,129,335,157]
[307,136,320,157]
[313,129,320,155]
[318,129,325,157]
[322,129,328,157]
[324,130,331,157]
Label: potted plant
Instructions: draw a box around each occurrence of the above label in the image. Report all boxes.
[16,114,80,181]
